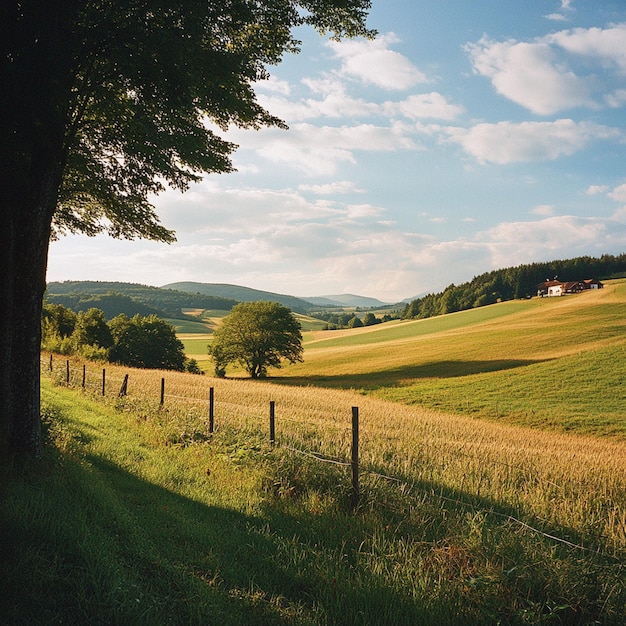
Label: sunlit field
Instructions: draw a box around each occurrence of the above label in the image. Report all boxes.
[6,281,624,624]
[18,349,624,624]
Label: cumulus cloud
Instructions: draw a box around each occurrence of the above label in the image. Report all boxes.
[609,183,626,203]
[476,215,609,267]
[327,33,428,90]
[446,119,620,164]
[384,92,464,121]
[466,37,594,114]
[236,122,418,176]
[467,24,626,114]
[586,184,609,195]
[544,24,626,71]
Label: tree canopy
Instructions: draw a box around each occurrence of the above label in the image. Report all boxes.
[209,301,303,378]
[0,0,372,457]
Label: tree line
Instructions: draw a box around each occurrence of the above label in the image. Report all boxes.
[313,311,397,329]
[402,254,626,319]
[42,304,202,374]
[46,281,238,319]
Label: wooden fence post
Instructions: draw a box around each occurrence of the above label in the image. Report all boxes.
[269,401,276,444]
[82,364,86,389]
[66,359,70,385]
[160,378,165,406]
[49,354,53,371]
[208,387,214,434]
[351,406,359,511]
[102,368,106,396]
[118,374,129,397]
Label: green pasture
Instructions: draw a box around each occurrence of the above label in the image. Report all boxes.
[274,279,626,438]
[4,376,624,624]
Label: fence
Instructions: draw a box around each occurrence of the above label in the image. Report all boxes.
[42,355,624,559]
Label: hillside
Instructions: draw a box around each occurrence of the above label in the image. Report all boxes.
[162,281,315,314]
[268,278,626,438]
[46,281,238,319]
[403,252,626,319]
[304,294,391,308]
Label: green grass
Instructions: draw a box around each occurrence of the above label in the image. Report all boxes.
[376,342,626,437]
[5,282,626,624]
[165,317,212,334]
[273,280,626,438]
[3,379,625,625]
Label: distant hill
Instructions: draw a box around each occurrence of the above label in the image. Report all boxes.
[304,294,391,308]
[46,281,238,319]
[162,282,314,314]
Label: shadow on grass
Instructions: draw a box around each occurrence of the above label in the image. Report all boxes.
[0,448,472,626]
[2,432,623,626]
[272,359,544,390]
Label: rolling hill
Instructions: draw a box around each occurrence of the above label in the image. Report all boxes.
[268,278,626,438]
[46,281,238,319]
[162,281,316,314]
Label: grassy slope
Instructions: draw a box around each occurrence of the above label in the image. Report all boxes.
[272,279,626,438]
[3,369,625,625]
[5,282,625,624]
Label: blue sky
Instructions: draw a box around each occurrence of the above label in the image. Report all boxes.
[48,0,626,302]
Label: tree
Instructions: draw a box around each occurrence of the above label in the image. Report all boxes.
[42,303,77,340]
[109,314,186,371]
[0,1,372,458]
[71,308,113,352]
[209,301,303,378]
[362,312,379,326]
[347,315,363,328]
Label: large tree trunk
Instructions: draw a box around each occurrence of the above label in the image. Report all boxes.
[0,193,56,459]
[0,2,77,460]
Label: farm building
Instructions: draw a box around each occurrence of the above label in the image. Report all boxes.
[537,279,603,297]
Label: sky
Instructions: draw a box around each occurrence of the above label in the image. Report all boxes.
[47,0,626,303]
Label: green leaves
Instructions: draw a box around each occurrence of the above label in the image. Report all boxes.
[52,0,372,242]
[209,301,303,378]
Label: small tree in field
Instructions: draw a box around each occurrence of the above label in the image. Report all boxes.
[209,302,303,379]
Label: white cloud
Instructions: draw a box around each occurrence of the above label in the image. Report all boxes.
[545,0,575,21]
[466,37,594,114]
[609,183,626,203]
[299,181,364,195]
[475,215,610,268]
[327,33,428,90]
[545,24,626,72]
[235,122,418,176]
[586,184,609,195]
[532,205,555,216]
[384,92,464,121]
[467,24,626,115]
[446,119,620,164]
[256,75,291,95]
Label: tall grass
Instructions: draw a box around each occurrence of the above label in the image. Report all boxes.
[4,283,626,624]
[3,355,622,624]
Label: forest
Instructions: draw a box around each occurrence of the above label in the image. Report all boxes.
[402,253,626,319]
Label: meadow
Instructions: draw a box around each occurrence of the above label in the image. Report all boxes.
[2,281,625,624]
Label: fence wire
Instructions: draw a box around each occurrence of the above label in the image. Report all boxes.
[43,355,624,561]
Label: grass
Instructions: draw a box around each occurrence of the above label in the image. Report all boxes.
[2,355,625,624]
[270,279,626,438]
[3,282,626,624]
